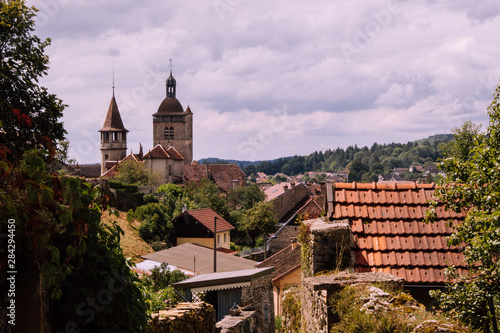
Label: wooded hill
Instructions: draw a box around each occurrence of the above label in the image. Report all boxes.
[202,134,454,182]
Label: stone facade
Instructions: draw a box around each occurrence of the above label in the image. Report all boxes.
[268,225,299,256]
[240,274,275,333]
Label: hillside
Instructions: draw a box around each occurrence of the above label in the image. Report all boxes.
[101,210,153,263]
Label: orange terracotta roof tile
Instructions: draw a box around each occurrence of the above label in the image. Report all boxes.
[325,182,466,284]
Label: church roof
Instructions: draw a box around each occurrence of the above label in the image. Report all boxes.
[143,144,185,160]
[99,96,128,132]
[154,97,185,114]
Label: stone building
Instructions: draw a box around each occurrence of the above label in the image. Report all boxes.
[99,64,194,182]
[152,69,193,165]
[99,90,128,175]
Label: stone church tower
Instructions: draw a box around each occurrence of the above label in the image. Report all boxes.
[99,90,128,174]
[152,68,193,164]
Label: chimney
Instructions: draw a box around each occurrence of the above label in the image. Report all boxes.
[283,184,288,192]
[233,179,238,189]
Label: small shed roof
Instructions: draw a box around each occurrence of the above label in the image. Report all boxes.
[141,243,255,274]
[173,267,274,290]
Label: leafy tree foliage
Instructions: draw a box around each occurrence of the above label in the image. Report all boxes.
[113,159,160,186]
[129,203,175,245]
[239,201,277,248]
[428,85,500,332]
[0,1,66,161]
[242,135,453,179]
[140,263,187,312]
[227,183,266,210]
[0,148,149,332]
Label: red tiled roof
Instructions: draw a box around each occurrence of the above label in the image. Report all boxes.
[184,208,235,233]
[100,153,145,177]
[143,144,184,160]
[183,164,246,193]
[256,243,301,281]
[326,182,466,284]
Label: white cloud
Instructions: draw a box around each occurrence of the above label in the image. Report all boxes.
[24,0,500,163]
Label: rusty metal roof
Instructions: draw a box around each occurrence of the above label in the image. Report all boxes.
[326,182,466,284]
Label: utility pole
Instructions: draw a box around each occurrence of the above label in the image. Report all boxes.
[213,216,217,272]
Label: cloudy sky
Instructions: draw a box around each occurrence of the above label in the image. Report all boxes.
[27,0,500,164]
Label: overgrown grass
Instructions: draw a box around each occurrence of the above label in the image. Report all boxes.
[329,284,472,333]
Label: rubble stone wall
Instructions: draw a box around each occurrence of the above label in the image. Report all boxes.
[240,274,275,333]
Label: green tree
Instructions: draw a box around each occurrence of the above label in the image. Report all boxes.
[428,84,500,332]
[239,201,277,248]
[113,159,160,186]
[227,183,265,210]
[0,1,66,161]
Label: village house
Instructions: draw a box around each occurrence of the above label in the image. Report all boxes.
[183,163,246,193]
[255,241,301,316]
[172,208,235,250]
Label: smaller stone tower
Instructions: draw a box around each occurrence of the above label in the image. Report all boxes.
[99,89,128,175]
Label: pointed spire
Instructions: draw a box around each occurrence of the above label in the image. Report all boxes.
[99,90,128,132]
[139,142,143,158]
[166,59,176,98]
[112,61,115,97]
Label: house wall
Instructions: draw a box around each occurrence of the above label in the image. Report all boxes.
[273,267,301,316]
[177,231,230,249]
[272,184,309,222]
[269,225,299,256]
[240,274,275,333]
[145,158,183,184]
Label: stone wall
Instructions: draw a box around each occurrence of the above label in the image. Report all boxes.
[268,225,299,256]
[150,302,216,333]
[272,184,309,222]
[240,273,275,333]
[300,272,403,332]
[303,218,355,277]
[216,310,257,333]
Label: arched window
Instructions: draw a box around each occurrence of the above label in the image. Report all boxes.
[164,127,174,139]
